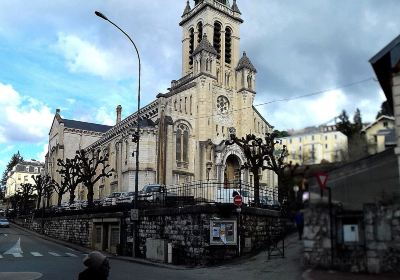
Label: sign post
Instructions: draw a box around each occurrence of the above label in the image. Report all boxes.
[315,172,328,198]
[315,172,334,265]
[233,194,242,256]
[233,195,243,207]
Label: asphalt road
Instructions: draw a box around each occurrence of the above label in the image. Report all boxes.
[0,225,304,280]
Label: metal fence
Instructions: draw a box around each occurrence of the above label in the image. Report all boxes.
[147,180,278,208]
[21,180,280,217]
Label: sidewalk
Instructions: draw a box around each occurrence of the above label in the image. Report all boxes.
[303,269,399,280]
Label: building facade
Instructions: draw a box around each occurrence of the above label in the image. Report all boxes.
[362,115,395,155]
[47,0,279,203]
[5,161,44,198]
[370,34,400,183]
[46,109,113,204]
[279,125,348,165]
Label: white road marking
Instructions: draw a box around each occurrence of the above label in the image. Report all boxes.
[48,252,60,256]
[12,253,23,258]
[65,253,77,257]
[31,252,43,257]
[4,237,23,255]
[0,254,3,258]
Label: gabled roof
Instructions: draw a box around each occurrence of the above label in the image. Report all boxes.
[369,34,400,115]
[236,52,257,73]
[362,115,395,131]
[192,34,218,56]
[62,118,112,133]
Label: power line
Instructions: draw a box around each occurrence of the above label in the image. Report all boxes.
[164,76,375,123]
[253,77,374,108]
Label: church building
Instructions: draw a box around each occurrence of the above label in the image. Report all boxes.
[46,0,278,204]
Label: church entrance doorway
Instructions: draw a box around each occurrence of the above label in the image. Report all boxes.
[224,154,241,185]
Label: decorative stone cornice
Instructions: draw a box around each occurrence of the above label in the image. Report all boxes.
[85,100,159,150]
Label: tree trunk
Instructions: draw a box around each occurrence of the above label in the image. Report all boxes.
[36,193,42,210]
[69,189,76,205]
[87,184,94,207]
[253,168,260,206]
[57,194,62,207]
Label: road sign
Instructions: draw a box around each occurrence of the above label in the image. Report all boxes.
[315,172,328,189]
[130,209,139,221]
[233,195,243,207]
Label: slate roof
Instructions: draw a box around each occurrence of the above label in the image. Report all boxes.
[192,34,218,56]
[62,119,112,133]
[369,34,400,115]
[236,51,257,72]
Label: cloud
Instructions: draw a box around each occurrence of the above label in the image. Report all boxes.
[95,106,115,126]
[37,143,48,163]
[54,33,133,80]
[260,90,348,130]
[0,82,53,143]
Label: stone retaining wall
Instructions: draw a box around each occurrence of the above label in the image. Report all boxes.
[14,205,282,266]
[14,214,94,248]
[304,202,400,274]
[136,205,282,265]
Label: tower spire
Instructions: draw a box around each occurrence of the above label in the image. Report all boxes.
[182,1,191,16]
[232,0,241,14]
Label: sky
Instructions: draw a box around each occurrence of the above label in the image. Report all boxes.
[0,0,398,174]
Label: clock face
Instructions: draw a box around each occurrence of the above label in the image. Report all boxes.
[217,95,229,114]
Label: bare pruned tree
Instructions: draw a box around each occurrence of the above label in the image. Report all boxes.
[17,183,35,214]
[226,132,289,205]
[32,174,46,210]
[57,157,82,205]
[75,149,113,207]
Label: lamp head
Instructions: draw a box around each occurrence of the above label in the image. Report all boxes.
[95,11,108,21]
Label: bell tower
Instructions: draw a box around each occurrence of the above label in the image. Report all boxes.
[180,0,243,84]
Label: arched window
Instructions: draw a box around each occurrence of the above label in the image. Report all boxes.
[213,22,222,59]
[225,27,232,64]
[197,22,203,43]
[247,74,252,89]
[189,28,195,67]
[176,124,190,163]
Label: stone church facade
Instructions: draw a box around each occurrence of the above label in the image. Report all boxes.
[46,0,278,203]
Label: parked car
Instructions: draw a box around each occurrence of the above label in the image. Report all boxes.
[138,184,167,203]
[116,192,136,204]
[0,218,10,228]
[57,202,70,212]
[69,201,82,211]
[0,208,5,216]
[103,192,127,206]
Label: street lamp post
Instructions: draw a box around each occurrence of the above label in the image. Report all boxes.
[95,11,141,258]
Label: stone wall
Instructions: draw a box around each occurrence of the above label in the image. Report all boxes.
[303,202,337,268]
[364,204,400,274]
[136,205,282,265]
[14,205,281,266]
[14,214,94,248]
[304,202,400,274]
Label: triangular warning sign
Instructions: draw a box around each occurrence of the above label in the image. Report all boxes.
[316,172,328,189]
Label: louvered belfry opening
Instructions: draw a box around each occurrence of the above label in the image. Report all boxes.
[213,22,222,60]
[197,22,203,43]
[225,27,232,64]
[189,28,195,66]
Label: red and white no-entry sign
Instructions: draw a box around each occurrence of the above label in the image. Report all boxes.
[315,172,329,189]
[233,195,243,207]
